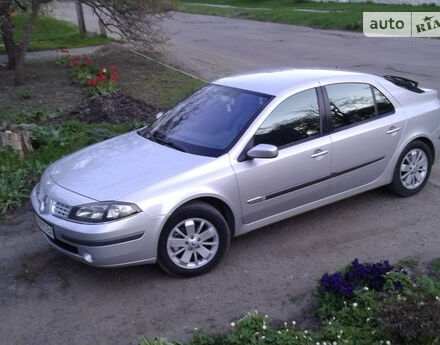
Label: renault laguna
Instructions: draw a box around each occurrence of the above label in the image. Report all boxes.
[31,69,440,276]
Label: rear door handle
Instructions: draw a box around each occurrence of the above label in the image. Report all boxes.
[310,149,329,158]
[386,126,401,134]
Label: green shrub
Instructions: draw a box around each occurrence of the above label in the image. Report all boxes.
[379,290,440,344]
[9,110,52,124]
[20,89,33,100]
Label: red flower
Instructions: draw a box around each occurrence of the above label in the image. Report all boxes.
[85,57,91,64]
[109,65,116,70]
[69,62,74,67]
[111,71,118,80]
[87,80,96,86]
[74,56,83,63]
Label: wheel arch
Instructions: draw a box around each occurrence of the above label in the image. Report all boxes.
[398,135,435,162]
[161,195,237,238]
[178,197,236,237]
[413,136,435,161]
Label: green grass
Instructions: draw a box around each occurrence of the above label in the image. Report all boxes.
[429,258,440,278]
[133,67,205,109]
[397,257,420,268]
[0,14,111,53]
[179,0,439,31]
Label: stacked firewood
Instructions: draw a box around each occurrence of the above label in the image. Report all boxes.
[0,123,35,157]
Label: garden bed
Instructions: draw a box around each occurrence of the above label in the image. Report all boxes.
[141,258,440,345]
[64,92,158,124]
[0,45,205,215]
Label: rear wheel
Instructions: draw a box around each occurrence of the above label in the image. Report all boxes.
[388,140,432,197]
[157,202,230,277]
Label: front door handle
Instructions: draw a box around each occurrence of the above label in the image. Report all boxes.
[386,126,401,135]
[310,149,329,158]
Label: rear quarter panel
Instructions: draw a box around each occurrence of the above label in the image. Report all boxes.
[384,81,440,163]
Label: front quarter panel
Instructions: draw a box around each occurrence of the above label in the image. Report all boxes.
[120,154,241,229]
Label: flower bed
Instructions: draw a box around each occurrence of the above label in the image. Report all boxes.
[141,259,440,345]
[58,49,118,96]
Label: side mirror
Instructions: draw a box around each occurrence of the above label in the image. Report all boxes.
[247,144,278,159]
[156,111,164,119]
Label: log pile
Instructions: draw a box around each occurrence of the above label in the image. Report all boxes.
[0,123,36,157]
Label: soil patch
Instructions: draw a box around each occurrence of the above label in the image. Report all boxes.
[64,92,158,125]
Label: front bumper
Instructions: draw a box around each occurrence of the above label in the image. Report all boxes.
[31,185,166,267]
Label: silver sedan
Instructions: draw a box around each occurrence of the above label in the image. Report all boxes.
[31,69,440,276]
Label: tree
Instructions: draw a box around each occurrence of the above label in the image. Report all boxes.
[0,0,50,85]
[0,0,176,86]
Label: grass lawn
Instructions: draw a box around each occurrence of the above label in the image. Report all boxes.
[179,0,440,31]
[0,46,205,214]
[0,14,112,53]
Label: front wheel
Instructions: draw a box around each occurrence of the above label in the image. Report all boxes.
[388,140,432,197]
[157,202,230,277]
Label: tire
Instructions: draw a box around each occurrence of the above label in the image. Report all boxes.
[388,140,432,197]
[157,201,230,277]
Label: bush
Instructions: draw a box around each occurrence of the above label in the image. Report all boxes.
[379,287,440,344]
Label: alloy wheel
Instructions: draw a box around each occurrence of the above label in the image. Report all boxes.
[400,148,428,190]
[166,218,219,269]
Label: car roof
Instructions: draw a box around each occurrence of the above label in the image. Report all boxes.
[213,68,368,96]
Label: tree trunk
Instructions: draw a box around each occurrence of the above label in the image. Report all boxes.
[1,21,17,69]
[75,1,87,33]
[13,0,40,86]
[0,2,16,69]
[14,53,25,86]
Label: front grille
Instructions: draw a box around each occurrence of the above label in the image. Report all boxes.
[51,201,72,219]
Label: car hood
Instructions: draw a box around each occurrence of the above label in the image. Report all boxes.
[50,131,213,201]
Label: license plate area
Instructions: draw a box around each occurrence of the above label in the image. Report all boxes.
[35,214,55,239]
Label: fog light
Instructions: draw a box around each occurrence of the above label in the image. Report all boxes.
[83,252,93,263]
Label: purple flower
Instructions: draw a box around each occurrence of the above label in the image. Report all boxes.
[320,259,394,298]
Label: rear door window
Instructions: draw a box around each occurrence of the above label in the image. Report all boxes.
[326,83,376,130]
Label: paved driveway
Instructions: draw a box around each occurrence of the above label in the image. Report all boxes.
[161,12,440,90]
[2,10,440,345]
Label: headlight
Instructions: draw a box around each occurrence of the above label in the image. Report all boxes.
[69,202,141,223]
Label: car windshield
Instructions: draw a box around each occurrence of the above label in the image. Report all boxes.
[140,84,272,157]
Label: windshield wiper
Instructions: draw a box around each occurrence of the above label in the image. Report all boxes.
[151,133,187,153]
[138,127,187,153]
[138,127,151,137]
